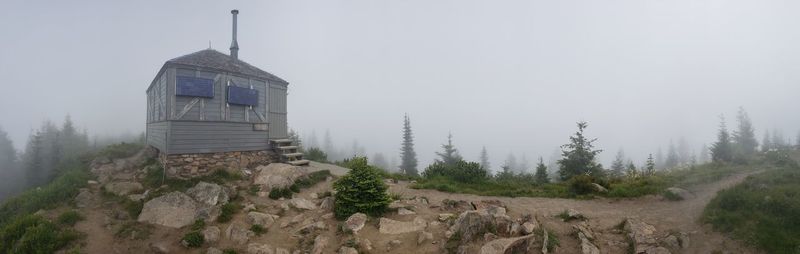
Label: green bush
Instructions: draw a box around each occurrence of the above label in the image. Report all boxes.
[190,219,205,231]
[218,203,240,223]
[422,160,488,183]
[181,231,204,248]
[333,157,391,219]
[567,174,597,195]
[305,147,328,162]
[250,224,266,235]
[56,210,84,226]
[0,214,82,254]
[268,188,293,200]
[223,249,238,254]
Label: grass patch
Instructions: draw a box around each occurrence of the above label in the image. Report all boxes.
[662,190,684,201]
[703,162,800,253]
[268,170,333,200]
[544,228,560,253]
[412,176,569,198]
[0,214,84,253]
[190,219,205,231]
[56,210,85,226]
[217,203,241,223]
[223,249,238,254]
[181,231,204,248]
[250,224,267,236]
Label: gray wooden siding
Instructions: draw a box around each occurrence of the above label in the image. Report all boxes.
[146,121,168,151]
[146,73,167,123]
[165,121,269,154]
[268,83,288,139]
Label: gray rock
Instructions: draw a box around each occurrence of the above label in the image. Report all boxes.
[417,231,433,245]
[186,181,229,206]
[379,217,427,234]
[149,241,170,254]
[253,164,307,191]
[311,235,329,254]
[449,210,494,243]
[203,226,221,243]
[137,191,198,228]
[563,208,585,221]
[359,238,373,251]
[275,248,290,254]
[104,182,143,196]
[338,247,358,254]
[521,221,539,235]
[591,183,608,193]
[386,239,402,251]
[624,218,663,254]
[345,213,368,233]
[319,197,333,211]
[74,188,95,208]
[247,212,278,228]
[398,207,416,215]
[494,215,515,236]
[438,213,455,222]
[573,223,595,240]
[664,187,694,200]
[226,222,254,245]
[479,234,536,254]
[579,232,600,254]
[487,206,507,217]
[247,243,274,254]
[289,198,317,210]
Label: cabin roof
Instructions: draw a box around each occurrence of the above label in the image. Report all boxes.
[166,49,287,83]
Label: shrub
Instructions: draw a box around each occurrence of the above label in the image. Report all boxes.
[0,214,82,254]
[333,157,391,219]
[305,147,328,162]
[422,160,488,183]
[567,174,596,195]
[57,210,84,226]
[217,203,240,223]
[268,188,293,200]
[181,231,204,248]
[250,224,266,235]
[190,219,205,231]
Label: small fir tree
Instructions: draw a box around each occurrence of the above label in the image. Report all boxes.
[710,116,734,163]
[625,160,638,178]
[333,157,391,219]
[557,121,604,180]
[732,107,758,157]
[399,114,418,176]
[761,130,772,152]
[479,146,491,172]
[645,154,656,176]
[534,157,549,184]
[435,133,463,166]
[610,149,625,177]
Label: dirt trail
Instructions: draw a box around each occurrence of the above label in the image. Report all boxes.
[388,170,762,254]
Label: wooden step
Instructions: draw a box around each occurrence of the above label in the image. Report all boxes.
[271,139,293,144]
[281,152,303,158]
[277,146,299,150]
[288,159,310,166]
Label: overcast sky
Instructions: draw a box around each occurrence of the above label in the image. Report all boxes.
[1,0,799,171]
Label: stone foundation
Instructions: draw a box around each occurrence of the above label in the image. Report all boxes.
[157,149,277,178]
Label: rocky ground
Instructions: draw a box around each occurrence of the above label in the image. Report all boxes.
[61,150,763,254]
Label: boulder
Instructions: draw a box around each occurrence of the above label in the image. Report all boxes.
[562,208,585,221]
[203,226,221,243]
[137,191,198,228]
[590,183,608,193]
[521,221,539,235]
[379,217,427,234]
[275,248,290,254]
[247,212,278,228]
[573,223,595,240]
[186,181,229,206]
[339,247,358,254]
[398,207,416,215]
[247,243,274,254]
[74,188,95,208]
[579,232,600,254]
[624,218,661,254]
[493,215,515,236]
[227,222,254,245]
[319,197,333,211]
[104,182,143,196]
[438,213,455,222]
[417,231,433,245]
[664,187,694,200]
[253,164,307,191]
[311,235,329,254]
[487,206,507,217]
[449,210,494,243]
[345,213,368,233]
[289,198,317,210]
[441,199,471,211]
[479,234,536,254]
[471,200,505,210]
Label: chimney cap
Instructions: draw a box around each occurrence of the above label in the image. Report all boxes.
[231,9,239,14]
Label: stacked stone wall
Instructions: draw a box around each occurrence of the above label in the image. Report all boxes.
[157,149,276,178]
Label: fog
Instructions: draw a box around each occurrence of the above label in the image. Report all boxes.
[1,0,799,172]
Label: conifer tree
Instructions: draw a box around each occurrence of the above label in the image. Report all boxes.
[711,116,733,162]
[610,149,625,177]
[435,133,463,166]
[699,144,710,163]
[665,141,679,169]
[323,129,334,155]
[504,153,518,173]
[534,157,549,184]
[0,126,17,174]
[24,131,45,186]
[732,107,758,157]
[625,160,638,178]
[761,130,772,152]
[677,137,690,165]
[645,154,655,176]
[557,121,603,180]
[771,129,786,149]
[399,114,418,176]
[479,146,490,172]
[333,157,391,219]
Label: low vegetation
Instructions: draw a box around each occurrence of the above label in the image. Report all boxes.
[181,231,204,248]
[141,163,242,196]
[56,210,85,226]
[250,224,267,235]
[0,214,83,253]
[217,203,241,223]
[703,151,800,254]
[269,170,332,200]
[96,142,143,160]
[333,157,391,219]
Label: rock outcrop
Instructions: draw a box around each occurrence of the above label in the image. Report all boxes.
[186,181,229,206]
[449,210,494,243]
[104,182,143,196]
[345,213,368,233]
[137,191,198,228]
[227,222,254,245]
[479,234,536,254]
[253,163,307,191]
[624,218,671,254]
[290,198,317,210]
[247,212,278,228]
[379,217,427,234]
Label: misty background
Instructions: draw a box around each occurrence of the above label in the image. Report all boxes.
[1,0,799,174]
